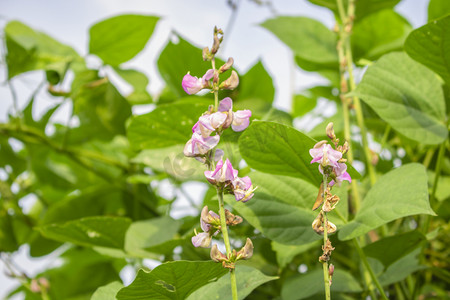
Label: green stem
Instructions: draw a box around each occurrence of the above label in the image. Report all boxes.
[217,188,238,300]
[212,58,219,111]
[322,173,331,300]
[353,239,389,300]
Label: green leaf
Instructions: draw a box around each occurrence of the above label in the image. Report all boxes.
[116,261,228,300]
[157,36,224,98]
[339,163,436,240]
[125,216,181,258]
[281,269,362,299]
[40,216,132,248]
[225,172,321,245]
[405,15,450,85]
[71,70,132,140]
[307,0,401,21]
[352,10,411,61]
[238,121,359,185]
[89,15,159,65]
[127,98,209,150]
[378,248,426,286]
[260,17,338,67]
[363,230,425,269]
[352,52,448,145]
[236,61,274,113]
[187,265,278,300]
[91,281,124,300]
[4,20,81,82]
[272,241,319,269]
[131,145,204,181]
[428,0,450,21]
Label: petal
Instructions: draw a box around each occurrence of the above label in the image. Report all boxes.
[191,232,211,248]
[218,97,233,112]
[209,112,227,129]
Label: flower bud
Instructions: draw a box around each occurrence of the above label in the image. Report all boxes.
[219,57,234,73]
[30,279,40,293]
[210,244,227,262]
[192,231,212,248]
[219,70,239,90]
[328,263,334,277]
[326,122,336,141]
[313,140,328,149]
[203,47,212,61]
[236,238,253,261]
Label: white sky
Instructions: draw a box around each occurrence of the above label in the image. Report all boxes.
[0,0,429,298]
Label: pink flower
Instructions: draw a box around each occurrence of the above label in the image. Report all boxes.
[231,110,251,132]
[329,163,352,186]
[193,112,228,137]
[184,133,220,157]
[192,232,211,248]
[204,158,238,185]
[181,69,214,95]
[232,176,256,202]
[217,97,251,132]
[309,143,342,167]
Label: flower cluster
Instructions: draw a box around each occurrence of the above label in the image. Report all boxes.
[182,27,255,271]
[309,122,351,273]
[205,158,256,202]
[183,98,251,160]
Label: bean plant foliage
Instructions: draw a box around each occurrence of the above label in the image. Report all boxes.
[0,1,449,299]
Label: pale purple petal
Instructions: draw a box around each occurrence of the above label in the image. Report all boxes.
[182,73,203,95]
[224,159,236,181]
[214,149,224,161]
[240,176,252,189]
[209,112,227,129]
[218,97,233,112]
[192,232,211,248]
[202,69,214,84]
[211,158,224,178]
[200,218,211,232]
[231,110,251,132]
[209,211,219,219]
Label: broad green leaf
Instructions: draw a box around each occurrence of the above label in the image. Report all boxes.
[89,15,159,65]
[157,36,224,98]
[187,265,278,300]
[71,70,132,140]
[236,61,274,114]
[339,163,435,240]
[405,15,450,84]
[363,230,425,269]
[281,269,362,300]
[428,0,450,21]
[225,172,321,245]
[272,240,319,269]
[352,52,448,145]
[91,281,123,300]
[307,0,400,21]
[238,121,360,185]
[132,145,203,181]
[40,216,132,248]
[352,10,411,61]
[127,98,209,150]
[4,20,82,82]
[261,17,338,67]
[378,248,426,286]
[0,210,18,252]
[116,261,227,300]
[125,216,181,258]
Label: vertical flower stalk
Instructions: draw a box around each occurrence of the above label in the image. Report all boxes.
[310,123,351,300]
[183,27,255,300]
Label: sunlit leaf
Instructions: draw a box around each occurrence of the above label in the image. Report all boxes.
[339,163,436,240]
[352,52,448,145]
[428,0,450,21]
[91,281,124,300]
[89,14,159,65]
[127,98,210,150]
[405,15,450,84]
[40,216,132,248]
[116,261,227,300]
[187,265,277,300]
